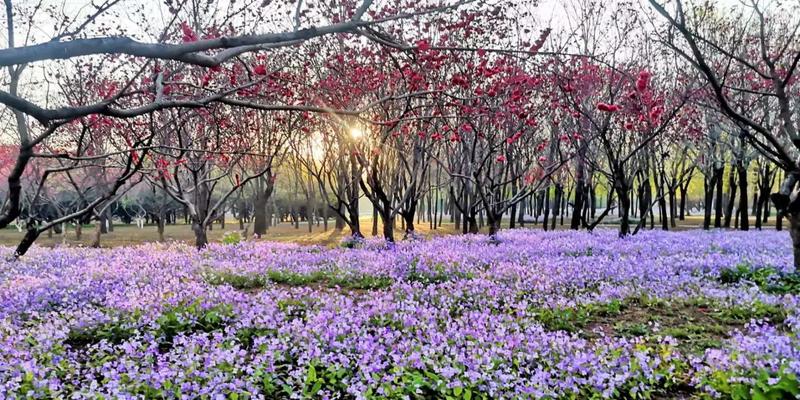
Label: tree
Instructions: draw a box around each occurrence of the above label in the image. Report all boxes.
[0,0,481,255]
[650,0,800,266]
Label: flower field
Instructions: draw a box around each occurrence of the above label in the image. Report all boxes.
[0,230,798,399]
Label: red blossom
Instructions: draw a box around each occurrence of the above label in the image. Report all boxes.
[597,102,620,112]
[180,22,198,42]
[636,70,651,92]
[416,39,430,52]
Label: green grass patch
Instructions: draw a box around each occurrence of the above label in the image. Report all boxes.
[205,269,394,291]
[719,264,800,294]
[154,302,235,351]
[405,259,474,285]
[533,296,788,355]
[530,299,624,333]
[204,270,267,290]
[65,314,141,348]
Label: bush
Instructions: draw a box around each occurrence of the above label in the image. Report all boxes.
[222,231,242,245]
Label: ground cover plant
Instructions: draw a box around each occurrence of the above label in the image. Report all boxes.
[0,229,797,399]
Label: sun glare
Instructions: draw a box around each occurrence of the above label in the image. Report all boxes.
[349,127,365,139]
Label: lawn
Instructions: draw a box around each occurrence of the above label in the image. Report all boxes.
[0,229,797,398]
[0,214,778,249]
[0,218,462,248]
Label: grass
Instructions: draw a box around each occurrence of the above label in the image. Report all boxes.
[718,264,800,294]
[0,214,783,249]
[205,269,394,291]
[0,217,463,248]
[534,296,788,355]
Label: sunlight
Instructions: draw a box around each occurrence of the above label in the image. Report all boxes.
[349,126,366,139]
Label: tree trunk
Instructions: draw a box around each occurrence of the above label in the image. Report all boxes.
[380,211,395,242]
[371,207,378,236]
[91,222,102,248]
[253,181,271,236]
[789,215,800,270]
[402,213,415,238]
[724,166,737,228]
[738,162,749,231]
[100,213,109,234]
[192,219,208,249]
[14,226,41,258]
[157,215,165,242]
[348,201,362,238]
[755,194,764,230]
[466,211,479,234]
[703,174,715,230]
[571,182,584,230]
[714,166,724,228]
[543,186,551,231]
[668,189,677,228]
[551,184,562,231]
[637,177,649,231]
[679,184,688,220]
[657,176,668,231]
[618,184,631,237]
[488,214,502,239]
[335,204,345,231]
[509,180,518,229]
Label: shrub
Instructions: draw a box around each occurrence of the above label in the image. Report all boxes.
[222,231,242,245]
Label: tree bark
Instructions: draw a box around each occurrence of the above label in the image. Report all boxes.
[91,222,102,248]
[724,166,737,228]
[157,214,166,242]
[618,184,631,237]
[380,211,395,242]
[703,173,715,230]
[14,226,41,258]
[467,216,479,234]
[542,186,551,231]
[714,166,724,228]
[789,215,800,270]
[738,162,749,231]
[488,215,502,238]
[551,184,562,231]
[679,183,688,220]
[571,182,584,230]
[192,218,208,249]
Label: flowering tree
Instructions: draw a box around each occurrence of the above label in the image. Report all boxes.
[0,0,486,254]
[650,0,800,265]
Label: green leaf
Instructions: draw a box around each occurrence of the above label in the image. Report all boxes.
[307,364,317,383]
[310,381,322,395]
